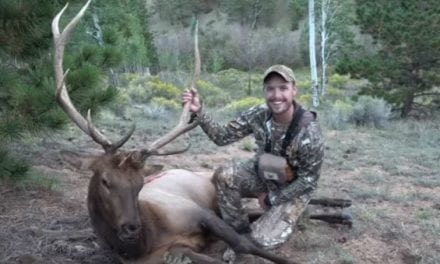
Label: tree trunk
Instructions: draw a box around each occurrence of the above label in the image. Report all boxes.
[320,0,328,96]
[308,0,319,107]
[401,92,414,118]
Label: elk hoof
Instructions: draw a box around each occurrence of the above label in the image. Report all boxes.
[222,247,236,264]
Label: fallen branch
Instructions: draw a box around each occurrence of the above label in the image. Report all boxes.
[309,198,352,208]
[309,212,353,227]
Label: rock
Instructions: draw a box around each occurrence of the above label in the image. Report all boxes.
[16,254,43,264]
[201,162,213,169]
[401,249,422,264]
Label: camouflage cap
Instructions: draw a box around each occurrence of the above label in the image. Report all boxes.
[263,64,296,84]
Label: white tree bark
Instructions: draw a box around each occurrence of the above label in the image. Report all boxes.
[308,0,320,107]
[320,0,329,96]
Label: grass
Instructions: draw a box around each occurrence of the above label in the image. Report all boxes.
[350,187,389,200]
[416,208,435,220]
[0,168,60,192]
[313,116,440,263]
[362,169,385,184]
[15,170,60,192]
[413,177,440,188]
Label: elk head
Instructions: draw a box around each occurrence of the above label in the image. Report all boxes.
[53,0,200,245]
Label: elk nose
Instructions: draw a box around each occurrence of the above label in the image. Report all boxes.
[122,222,140,234]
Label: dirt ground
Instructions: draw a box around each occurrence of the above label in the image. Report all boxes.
[1,116,439,264]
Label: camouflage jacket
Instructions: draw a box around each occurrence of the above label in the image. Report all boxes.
[195,103,324,205]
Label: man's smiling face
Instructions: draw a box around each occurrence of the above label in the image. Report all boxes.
[264,73,297,117]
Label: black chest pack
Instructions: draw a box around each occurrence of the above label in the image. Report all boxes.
[258,106,305,186]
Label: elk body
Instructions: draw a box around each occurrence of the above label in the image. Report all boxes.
[53,1,295,264]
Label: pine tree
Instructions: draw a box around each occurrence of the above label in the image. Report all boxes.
[0,0,137,180]
[94,0,159,73]
[336,0,440,117]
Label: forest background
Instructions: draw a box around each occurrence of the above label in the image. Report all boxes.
[0,0,439,195]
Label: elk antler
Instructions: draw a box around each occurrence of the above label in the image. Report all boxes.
[141,19,201,158]
[52,0,134,153]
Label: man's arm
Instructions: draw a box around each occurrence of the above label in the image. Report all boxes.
[194,106,264,146]
[270,122,324,205]
[182,88,264,146]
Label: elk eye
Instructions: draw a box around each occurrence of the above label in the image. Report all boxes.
[101,179,110,189]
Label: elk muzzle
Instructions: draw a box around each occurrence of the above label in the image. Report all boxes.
[118,218,141,243]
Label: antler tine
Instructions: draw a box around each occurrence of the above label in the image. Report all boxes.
[191,18,200,91]
[145,142,191,157]
[86,110,136,153]
[141,19,201,157]
[141,101,198,157]
[53,0,134,153]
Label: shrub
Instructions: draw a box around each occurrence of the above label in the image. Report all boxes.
[142,104,173,121]
[298,94,312,108]
[119,73,140,87]
[147,77,181,100]
[125,83,149,103]
[206,50,225,73]
[109,92,131,116]
[151,97,180,111]
[0,146,30,182]
[297,80,312,91]
[328,73,351,89]
[324,100,354,130]
[225,97,264,114]
[196,80,230,107]
[324,87,346,103]
[213,68,247,92]
[123,75,182,102]
[351,96,391,128]
[211,69,263,99]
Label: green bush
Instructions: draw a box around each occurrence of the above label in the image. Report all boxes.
[329,73,351,89]
[351,96,391,128]
[298,94,312,108]
[122,75,182,104]
[225,97,264,114]
[196,80,231,107]
[108,92,132,116]
[151,97,180,111]
[0,146,29,182]
[147,77,181,100]
[125,83,149,103]
[324,100,354,130]
[297,80,312,91]
[211,69,263,99]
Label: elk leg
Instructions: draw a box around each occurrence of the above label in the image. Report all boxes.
[166,246,225,264]
[199,212,297,264]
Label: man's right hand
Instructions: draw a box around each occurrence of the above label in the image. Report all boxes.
[181,88,202,113]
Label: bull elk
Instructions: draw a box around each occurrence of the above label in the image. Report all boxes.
[52,1,296,263]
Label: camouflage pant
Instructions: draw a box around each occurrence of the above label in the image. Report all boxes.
[213,159,311,249]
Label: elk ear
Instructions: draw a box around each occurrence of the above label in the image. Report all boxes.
[143,164,164,176]
[60,150,96,170]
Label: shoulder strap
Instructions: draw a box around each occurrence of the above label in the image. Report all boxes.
[281,106,305,157]
[264,106,305,156]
